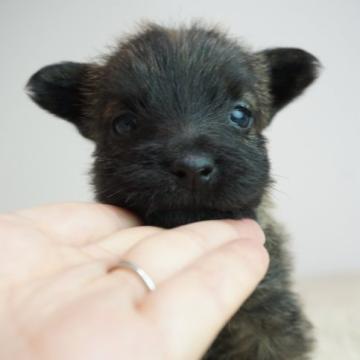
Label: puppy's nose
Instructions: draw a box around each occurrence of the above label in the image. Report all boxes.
[171,154,216,189]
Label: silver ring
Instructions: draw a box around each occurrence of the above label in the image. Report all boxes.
[109,260,156,292]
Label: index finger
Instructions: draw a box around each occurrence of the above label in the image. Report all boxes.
[14,202,141,245]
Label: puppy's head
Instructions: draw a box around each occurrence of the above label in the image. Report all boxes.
[27,23,320,227]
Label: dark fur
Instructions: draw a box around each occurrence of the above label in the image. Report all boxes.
[27,23,320,359]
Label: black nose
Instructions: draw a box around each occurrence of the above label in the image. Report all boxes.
[171,154,216,189]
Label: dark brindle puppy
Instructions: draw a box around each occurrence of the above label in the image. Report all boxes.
[27,23,320,359]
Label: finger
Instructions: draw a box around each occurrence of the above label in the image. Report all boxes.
[14,202,141,245]
[140,237,269,360]
[106,219,265,301]
[83,226,163,260]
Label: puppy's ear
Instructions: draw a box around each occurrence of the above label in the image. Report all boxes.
[260,48,320,113]
[26,62,92,138]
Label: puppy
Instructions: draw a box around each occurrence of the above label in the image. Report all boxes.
[27,23,320,359]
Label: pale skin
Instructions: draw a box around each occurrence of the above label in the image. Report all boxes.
[0,203,269,360]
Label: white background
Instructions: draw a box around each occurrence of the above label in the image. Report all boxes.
[0,0,359,278]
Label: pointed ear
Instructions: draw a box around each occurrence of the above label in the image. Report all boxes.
[26,62,92,138]
[260,48,321,113]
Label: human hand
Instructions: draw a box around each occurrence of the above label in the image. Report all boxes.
[0,203,268,360]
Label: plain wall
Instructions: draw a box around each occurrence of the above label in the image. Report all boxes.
[0,0,359,277]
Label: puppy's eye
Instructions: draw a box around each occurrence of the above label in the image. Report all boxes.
[112,113,137,134]
[230,104,253,129]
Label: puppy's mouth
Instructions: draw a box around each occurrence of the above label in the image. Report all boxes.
[112,185,261,228]
[142,206,256,228]
[100,179,262,228]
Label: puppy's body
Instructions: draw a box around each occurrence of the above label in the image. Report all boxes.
[204,200,313,359]
[27,23,319,359]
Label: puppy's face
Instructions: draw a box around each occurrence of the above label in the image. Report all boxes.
[27,24,320,227]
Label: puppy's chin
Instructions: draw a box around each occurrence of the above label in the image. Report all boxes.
[142,207,256,228]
